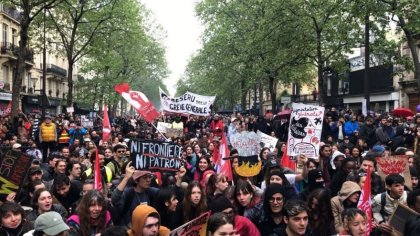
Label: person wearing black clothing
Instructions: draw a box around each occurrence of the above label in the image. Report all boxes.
[52,174,81,214]
[331,157,357,196]
[153,188,183,230]
[258,184,287,235]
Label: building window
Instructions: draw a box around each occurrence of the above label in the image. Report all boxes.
[2,23,8,46]
[2,65,8,83]
[11,28,16,46]
[27,72,32,88]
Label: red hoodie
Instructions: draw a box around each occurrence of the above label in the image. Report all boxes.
[234,215,261,236]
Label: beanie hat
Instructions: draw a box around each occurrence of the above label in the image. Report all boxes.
[209,195,233,214]
[372,145,385,154]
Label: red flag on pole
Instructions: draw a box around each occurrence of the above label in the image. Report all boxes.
[114,83,160,123]
[281,145,296,171]
[94,147,103,191]
[102,102,111,143]
[357,166,372,235]
[217,133,233,181]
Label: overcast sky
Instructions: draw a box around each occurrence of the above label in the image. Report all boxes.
[141,0,203,96]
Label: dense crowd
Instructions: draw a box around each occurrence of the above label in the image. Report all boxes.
[0,108,419,236]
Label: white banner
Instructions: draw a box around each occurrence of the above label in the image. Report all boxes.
[287,103,324,158]
[159,88,216,116]
[257,130,278,152]
[156,122,172,133]
[230,131,261,156]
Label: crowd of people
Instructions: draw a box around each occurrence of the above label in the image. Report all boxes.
[0,108,419,236]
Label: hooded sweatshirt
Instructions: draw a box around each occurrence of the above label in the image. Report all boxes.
[127,205,170,236]
[330,181,361,231]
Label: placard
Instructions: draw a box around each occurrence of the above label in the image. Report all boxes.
[156,122,172,133]
[66,107,74,113]
[129,139,183,171]
[389,204,419,236]
[287,103,324,158]
[230,131,261,156]
[166,128,184,138]
[376,155,412,190]
[160,88,215,116]
[257,130,278,152]
[170,211,210,236]
[0,150,32,200]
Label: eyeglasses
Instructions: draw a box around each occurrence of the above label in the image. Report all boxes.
[269,197,283,203]
[117,150,125,153]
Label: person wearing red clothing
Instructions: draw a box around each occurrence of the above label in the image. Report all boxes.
[209,195,261,236]
[210,114,224,140]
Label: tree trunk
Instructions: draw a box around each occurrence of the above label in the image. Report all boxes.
[66,62,74,107]
[258,80,264,115]
[316,30,325,106]
[11,19,30,119]
[399,16,420,95]
[240,78,247,112]
[269,76,277,113]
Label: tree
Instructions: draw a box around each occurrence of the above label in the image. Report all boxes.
[4,0,57,118]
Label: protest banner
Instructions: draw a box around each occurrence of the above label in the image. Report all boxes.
[160,88,216,116]
[257,130,278,152]
[166,128,184,138]
[0,150,32,199]
[230,131,261,156]
[389,204,419,236]
[129,139,183,171]
[287,103,324,158]
[170,211,210,236]
[156,122,172,133]
[376,155,412,190]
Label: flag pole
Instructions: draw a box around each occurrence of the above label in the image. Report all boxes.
[151,122,169,142]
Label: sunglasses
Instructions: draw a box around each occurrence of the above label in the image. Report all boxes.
[117,150,125,153]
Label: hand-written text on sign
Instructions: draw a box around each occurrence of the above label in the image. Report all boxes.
[0,150,32,198]
[130,140,183,171]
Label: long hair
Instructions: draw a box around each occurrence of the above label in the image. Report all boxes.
[207,212,233,236]
[155,188,176,214]
[308,188,334,235]
[76,189,108,235]
[182,181,207,223]
[233,180,258,215]
[31,188,54,212]
[206,173,227,197]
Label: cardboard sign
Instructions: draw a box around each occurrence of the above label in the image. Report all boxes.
[160,88,215,116]
[257,130,278,152]
[0,150,32,199]
[230,131,261,156]
[389,204,419,236]
[66,107,74,113]
[170,211,210,236]
[287,103,324,158]
[166,128,184,138]
[129,139,183,171]
[156,122,172,133]
[234,155,262,177]
[376,155,412,190]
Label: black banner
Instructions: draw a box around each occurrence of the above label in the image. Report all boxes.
[0,150,32,199]
[129,139,183,171]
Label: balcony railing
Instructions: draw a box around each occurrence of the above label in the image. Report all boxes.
[46,64,67,78]
[0,5,21,22]
[0,42,34,62]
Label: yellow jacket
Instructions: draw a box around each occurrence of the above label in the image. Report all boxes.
[39,122,57,142]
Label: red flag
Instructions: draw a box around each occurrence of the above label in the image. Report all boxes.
[94,147,103,191]
[217,133,233,181]
[357,166,372,235]
[114,83,159,123]
[281,145,296,171]
[102,103,111,143]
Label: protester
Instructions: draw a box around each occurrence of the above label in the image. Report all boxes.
[127,205,170,236]
[154,188,182,230]
[271,199,311,236]
[0,202,33,236]
[339,208,367,236]
[27,189,68,223]
[206,212,235,236]
[181,181,207,223]
[24,211,69,236]
[331,181,361,232]
[308,188,336,235]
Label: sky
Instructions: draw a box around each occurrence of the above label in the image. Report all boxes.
[141,0,203,96]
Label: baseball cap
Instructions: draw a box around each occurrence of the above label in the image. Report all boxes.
[29,167,43,175]
[34,211,69,235]
[12,143,22,149]
[133,170,152,180]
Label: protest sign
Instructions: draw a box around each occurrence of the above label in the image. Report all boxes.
[156,122,172,133]
[170,211,210,236]
[0,101,11,117]
[287,103,324,158]
[376,155,412,190]
[160,88,215,116]
[129,139,183,171]
[389,204,419,236]
[257,130,278,152]
[230,131,261,156]
[81,115,94,128]
[166,128,184,138]
[0,150,32,199]
[66,107,74,113]
[234,155,262,177]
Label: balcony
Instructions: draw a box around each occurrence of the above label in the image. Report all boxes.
[0,42,34,62]
[46,64,67,78]
[0,5,21,22]
[291,94,318,103]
